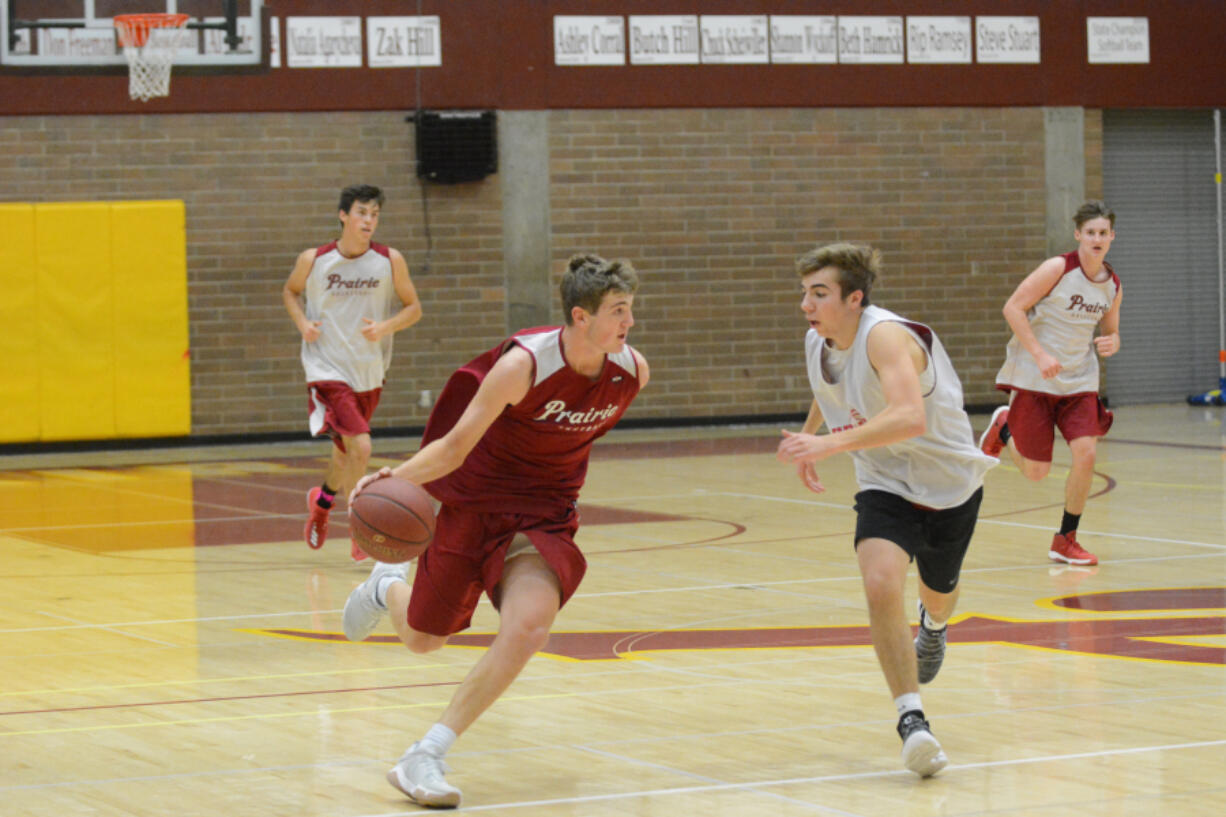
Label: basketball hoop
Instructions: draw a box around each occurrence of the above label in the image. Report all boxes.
[113,13,191,102]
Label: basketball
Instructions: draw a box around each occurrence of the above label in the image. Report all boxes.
[348,478,435,563]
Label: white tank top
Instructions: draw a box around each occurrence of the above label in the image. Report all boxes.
[300,241,400,392]
[805,305,997,508]
[995,251,1120,396]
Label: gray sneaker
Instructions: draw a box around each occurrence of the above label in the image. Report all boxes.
[386,742,462,808]
[342,561,407,642]
[914,602,947,684]
[897,710,948,777]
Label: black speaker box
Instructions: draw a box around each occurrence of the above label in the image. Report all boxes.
[414,110,498,184]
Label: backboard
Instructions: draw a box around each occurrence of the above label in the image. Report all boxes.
[2,0,267,69]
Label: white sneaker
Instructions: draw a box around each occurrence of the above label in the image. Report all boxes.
[342,561,407,642]
[386,742,462,808]
[897,710,948,777]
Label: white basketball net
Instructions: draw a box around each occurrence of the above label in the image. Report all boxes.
[114,15,191,102]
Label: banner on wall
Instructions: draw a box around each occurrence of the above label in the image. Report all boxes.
[838,16,904,64]
[285,16,363,68]
[769,16,837,64]
[699,15,769,64]
[1087,17,1149,64]
[554,16,625,65]
[367,16,442,68]
[628,15,699,65]
[906,16,972,64]
[976,16,1041,64]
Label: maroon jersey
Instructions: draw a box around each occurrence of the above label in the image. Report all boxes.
[423,327,641,514]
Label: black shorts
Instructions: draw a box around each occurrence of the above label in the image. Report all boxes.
[853,487,983,594]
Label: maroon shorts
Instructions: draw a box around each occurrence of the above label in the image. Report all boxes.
[406,503,586,637]
[1006,389,1113,462]
[307,380,381,452]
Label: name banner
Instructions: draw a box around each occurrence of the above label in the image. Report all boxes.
[628,15,699,65]
[699,15,769,64]
[366,16,441,67]
[838,16,904,64]
[555,16,625,65]
[286,16,363,68]
[976,16,1040,64]
[769,16,837,64]
[1087,17,1149,64]
[906,16,971,64]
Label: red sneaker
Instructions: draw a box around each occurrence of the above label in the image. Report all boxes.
[304,487,329,550]
[978,405,1009,457]
[1049,531,1097,566]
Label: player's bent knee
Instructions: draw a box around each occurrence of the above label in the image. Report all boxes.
[348,437,373,465]
[402,630,448,654]
[1068,438,1097,467]
[1019,460,1050,481]
[497,619,553,657]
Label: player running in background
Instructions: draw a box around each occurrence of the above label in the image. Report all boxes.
[980,200,1122,566]
[282,184,422,560]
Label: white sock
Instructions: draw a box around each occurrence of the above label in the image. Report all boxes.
[895,692,923,717]
[922,608,948,630]
[374,574,402,608]
[418,723,457,757]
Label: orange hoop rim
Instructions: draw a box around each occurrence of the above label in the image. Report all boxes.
[113,13,190,48]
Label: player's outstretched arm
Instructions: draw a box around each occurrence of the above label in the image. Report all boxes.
[351,348,534,504]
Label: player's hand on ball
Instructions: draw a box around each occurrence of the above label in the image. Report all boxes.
[349,467,393,506]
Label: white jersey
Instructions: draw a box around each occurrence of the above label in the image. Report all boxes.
[995,250,1120,396]
[805,305,996,508]
[300,241,401,392]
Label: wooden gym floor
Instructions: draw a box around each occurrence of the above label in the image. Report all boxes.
[1,403,1223,816]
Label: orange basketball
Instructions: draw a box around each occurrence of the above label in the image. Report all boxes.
[348,478,435,563]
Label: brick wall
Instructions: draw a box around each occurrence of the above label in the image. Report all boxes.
[0,107,1061,438]
[549,107,1046,418]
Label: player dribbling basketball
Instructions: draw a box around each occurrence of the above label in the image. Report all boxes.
[341,254,648,808]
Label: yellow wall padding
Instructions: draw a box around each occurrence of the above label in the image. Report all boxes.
[111,201,190,437]
[12,199,191,443]
[36,203,116,441]
[0,204,40,442]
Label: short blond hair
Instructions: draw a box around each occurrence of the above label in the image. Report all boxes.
[795,243,881,306]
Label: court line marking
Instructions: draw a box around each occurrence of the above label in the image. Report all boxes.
[574,744,866,817]
[0,661,456,699]
[6,647,1223,738]
[2,547,1222,635]
[0,675,822,737]
[35,611,179,648]
[0,607,334,634]
[343,737,1226,816]
[2,684,1221,790]
[699,491,1226,551]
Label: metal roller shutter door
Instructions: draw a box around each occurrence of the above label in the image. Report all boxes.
[1102,109,1219,404]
